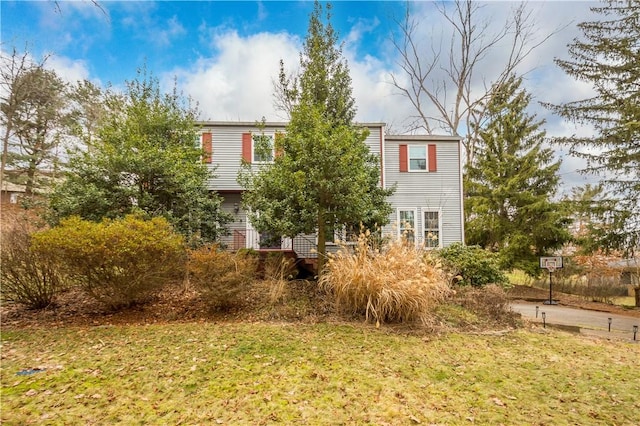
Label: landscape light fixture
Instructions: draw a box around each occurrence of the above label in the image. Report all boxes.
[608,317,612,332]
[542,312,546,329]
[634,325,638,341]
[233,203,239,214]
[536,306,539,318]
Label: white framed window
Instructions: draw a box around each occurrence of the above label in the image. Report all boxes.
[408,145,427,171]
[252,134,275,163]
[397,209,417,243]
[423,211,440,248]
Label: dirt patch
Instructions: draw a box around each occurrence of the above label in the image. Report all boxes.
[507,285,640,318]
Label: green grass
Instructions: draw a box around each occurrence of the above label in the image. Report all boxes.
[2,323,639,425]
[611,296,636,308]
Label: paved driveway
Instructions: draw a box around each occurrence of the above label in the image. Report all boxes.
[511,301,640,342]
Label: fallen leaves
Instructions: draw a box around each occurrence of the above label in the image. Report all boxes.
[491,397,506,407]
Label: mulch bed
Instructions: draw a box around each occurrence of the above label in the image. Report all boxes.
[0,280,336,330]
[3,283,638,330]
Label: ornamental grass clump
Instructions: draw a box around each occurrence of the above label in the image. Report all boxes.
[320,230,451,326]
[262,252,298,303]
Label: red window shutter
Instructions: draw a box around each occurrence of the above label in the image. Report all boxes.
[202,132,212,163]
[274,132,284,157]
[428,144,437,172]
[399,144,408,172]
[242,133,252,163]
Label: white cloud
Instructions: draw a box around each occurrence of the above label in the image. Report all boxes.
[170,30,300,121]
[154,15,186,47]
[0,47,92,88]
[344,16,380,46]
[44,55,92,85]
[172,24,411,128]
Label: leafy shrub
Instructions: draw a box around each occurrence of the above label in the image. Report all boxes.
[1,220,64,309]
[437,243,508,288]
[320,231,451,326]
[188,246,258,310]
[32,215,186,309]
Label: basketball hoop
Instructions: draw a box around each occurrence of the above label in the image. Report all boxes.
[539,256,562,305]
[544,260,557,273]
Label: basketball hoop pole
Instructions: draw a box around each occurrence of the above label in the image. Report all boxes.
[543,260,558,305]
[548,268,553,305]
[540,257,561,305]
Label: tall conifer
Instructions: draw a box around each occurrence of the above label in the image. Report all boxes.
[466,76,571,274]
[241,1,393,275]
[547,0,640,253]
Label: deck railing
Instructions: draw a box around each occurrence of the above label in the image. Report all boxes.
[230,229,316,257]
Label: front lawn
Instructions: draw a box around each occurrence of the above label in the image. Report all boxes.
[2,323,638,425]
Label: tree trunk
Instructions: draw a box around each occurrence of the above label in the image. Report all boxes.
[25,156,38,196]
[635,285,640,308]
[316,207,326,279]
[1,120,13,196]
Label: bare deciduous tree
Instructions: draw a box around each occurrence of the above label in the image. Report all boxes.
[391,0,559,166]
[0,47,49,195]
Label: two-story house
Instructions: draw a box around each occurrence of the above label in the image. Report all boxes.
[198,121,464,261]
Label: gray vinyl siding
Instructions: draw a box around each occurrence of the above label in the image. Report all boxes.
[198,121,384,191]
[362,125,383,164]
[197,121,463,255]
[382,136,464,247]
[199,122,285,191]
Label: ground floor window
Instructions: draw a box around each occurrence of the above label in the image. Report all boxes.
[398,209,416,243]
[423,211,440,248]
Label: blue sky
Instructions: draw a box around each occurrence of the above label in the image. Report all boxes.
[1,1,601,190]
[2,1,401,88]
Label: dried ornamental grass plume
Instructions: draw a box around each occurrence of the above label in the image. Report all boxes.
[320,230,451,327]
[262,253,298,303]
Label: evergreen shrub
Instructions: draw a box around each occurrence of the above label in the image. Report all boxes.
[437,243,509,288]
[32,215,186,309]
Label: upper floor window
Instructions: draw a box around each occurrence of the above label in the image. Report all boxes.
[399,144,437,173]
[409,146,427,171]
[253,134,274,163]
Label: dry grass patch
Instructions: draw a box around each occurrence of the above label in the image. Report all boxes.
[321,232,450,326]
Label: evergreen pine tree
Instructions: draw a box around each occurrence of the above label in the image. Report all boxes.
[241,1,393,275]
[466,76,571,275]
[547,0,640,253]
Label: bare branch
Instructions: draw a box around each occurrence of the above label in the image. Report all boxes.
[391,0,565,166]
